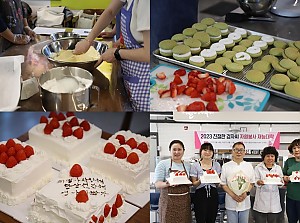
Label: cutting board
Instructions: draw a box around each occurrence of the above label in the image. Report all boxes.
[150,64,270,111]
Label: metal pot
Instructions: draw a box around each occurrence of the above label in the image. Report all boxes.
[39,67,99,111]
[237,0,277,16]
[50,32,81,41]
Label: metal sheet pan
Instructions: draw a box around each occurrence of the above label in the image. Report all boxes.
[153,25,300,104]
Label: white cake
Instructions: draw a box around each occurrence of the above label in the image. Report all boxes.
[168,171,192,185]
[28,113,102,167]
[264,173,283,184]
[88,130,150,194]
[0,139,53,205]
[200,169,221,184]
[290,171,300,182]
[29,165,125,223]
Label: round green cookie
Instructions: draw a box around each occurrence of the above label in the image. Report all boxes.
[287,66,300,80]
[274,40,288,49]
[294,41,300,50]
[184,38,201,54]
[261,55,279,64]
[201,17,215,26]
[193,32,211,47]
[223,51,236,60]
[253,61,271,73]
[213,22,229,36]
[192,23,207,31]
[246,70,265,83]
[239,39,253,48]
[189,55,205,67]
[232,45,247,53]
[159,39,177,57]
[206,63,224,73]
[233,52,252,66]
[171,33,186,44]
[206,27,222,42]
[285,47,300,61]
[183,28,197,38]
[269,48,284,57]
[215,57,232,67]
[226,62,244,73]
[272,61,287,73]
[270,74,290,90]
[247,35,261,41]
[172,45,191,61]
[284,81,300,98]
[279,58,297,70]
[296,57,300,66]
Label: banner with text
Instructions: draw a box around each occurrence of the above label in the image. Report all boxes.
[194,131,280,150]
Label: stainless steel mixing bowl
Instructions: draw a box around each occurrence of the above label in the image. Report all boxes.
[41,38,108,71]
[237,0,277,16]
[50,32,81,41]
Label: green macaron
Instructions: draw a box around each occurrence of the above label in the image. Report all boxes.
[213,22,229,36]
[246,70,265,83]
[294,41,300,50]
[159,39,177,57]
[284,47,300,61]
[253,61,271,73]
[274,40,288,49]
[189,55,205,67]
[247,35,261,41]
[269,48,284,57]
[201,17,215,26]
[192,23,207,32]
[206,63,224,73]
[270,74,290,90]
[261,55,279,64]
[287,66,300,80]
[279,58,297,70]
[215,57,232,67]
[284,81,300,98]
[171,33,186,44]
[232,45,247,53]
[172,45,191,61]
[239,39,253,48]
[226,62,244,73]
[193,31,211,48]
[223,51,236,60]
[272,61,288,73]
[183,28,197,38]
[206,27,222,42]
[184,38,201,54]
[233,52,252,66]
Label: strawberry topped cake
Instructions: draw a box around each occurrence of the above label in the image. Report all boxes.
[263,173,283,185]
[200,169,221,183]
[0,139,52,205]
[290,171,300,182]
[167,171,192,186]
[88,130,150,194]
[28,112,102,168]
[29,164,125,223]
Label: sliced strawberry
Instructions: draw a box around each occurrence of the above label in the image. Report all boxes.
[73,127,84,139]
[49,117,60,129]
[176,104,187,112]
[44,124,54,135]
[115,194,123,208]
[158,89,165,96]
[0,152,8,164]
[115,147,127,159]
[174,68,186,76]
[6,139,15,149]
[196,79,207,92]
[40,115,48,124]
[48,111,57,119]
[188,70,200,78]
[228,81,236,95]
[201,92,216,102]
[104,142,116,154]
[0,144,8,153]
[57,112,66,121]
[80,120,91,131]
[127,152,139,164]
[160,90,171,98]
[24,145,34,158]
[216,82,226,95]
[116,134,125,145]
[70,164,83,177]
[190,89,200,98]
[198,72,209,79]
[184,86,195,96]
[186,101,205,111]
[6,156,17,168]
[173,75,183,85]
[156,72,166,80]
[104,204,111,218]
[76,190,89,203]
[98,215,104,223]
[16,150,27,162]
[177,85,186,95]
[62,124,72,137]
[91,215,97,223]
[69,117,79,127]
[66,112,75,117]
[111,204,118,217]
[7,147,16,156]
[14,143,24,152]
[137,142,148,153]
[126,138,137,149]
[170,85,178,98]
[206,101,219,111]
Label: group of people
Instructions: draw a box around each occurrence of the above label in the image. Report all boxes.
[155,139,300,223]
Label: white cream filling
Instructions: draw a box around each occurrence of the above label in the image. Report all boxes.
[221,29,229,33]
[210,43,226,52]
[228,33,242,41]
[201,49,217,57]
[190,47,201,51]
[189,56,205,63]
[235,52,251,61]
[173,52,192,58]
[253,40,267,48]
[261,35,274,43]
[234,28,247,35]
[159,48,172,54]
[219,38,234,45]
[246,46,261,54]
[210,35,221,40]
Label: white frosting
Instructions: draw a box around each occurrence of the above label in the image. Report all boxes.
[189,56,205,63]
[173,52,192,58]
[228,33,242,41]
[168,171,192,185]
[264,174,282,184]
[261,35,274,43]
[246,46,261,54]
[221,29,229,34]
[200,171,221,183]
[210,35,221,40]
[219,38,234,45]
[190,47,201,51]
[200,49,217,58]
[159,48,172,54]
[234,28,247,35]
[253,40,268,49]
[291,171,300,182]
[210,43,226,52]
[235,52,251,61]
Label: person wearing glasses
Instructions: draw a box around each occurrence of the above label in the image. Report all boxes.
[283,139,300,223]
[253,146,283,223]
[154,140,192,223]
[220,142,255,223]
[190,142,221,223]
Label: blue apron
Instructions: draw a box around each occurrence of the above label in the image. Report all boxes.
[120,0,150,111]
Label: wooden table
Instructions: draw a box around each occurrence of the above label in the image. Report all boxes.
[0,131,150,223]
[0,36,130,111]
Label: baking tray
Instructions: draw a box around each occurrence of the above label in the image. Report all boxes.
[153,25,300,104]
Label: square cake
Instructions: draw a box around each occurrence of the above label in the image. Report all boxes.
[263,173,283,184]
[200,169,221,184]
[167,171,192,186]
[0,139,53,205]
[28,112,102,167]
[29,164,125,223]
[88,130,150,194]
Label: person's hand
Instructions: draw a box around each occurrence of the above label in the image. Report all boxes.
[165,181,170,188]
[24,26,36,40]
[238,192,247,202]
[257,180,265,186]
[99,31,115,38]
[94,48,118,67]
[73,39,91,55]
[13,34,30,45]
[231,193,241,202]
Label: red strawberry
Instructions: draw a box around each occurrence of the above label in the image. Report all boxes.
[111,204,118,217]
[0,152,8,164]
[91,215,97,223]
[50,117,60,129]
[70,117,79,127]
[14,143,24,152]
[116,134,125,144]
[104,143,116,154]
[227,80,236,95]
[62,124,72,137]
[104,204,111,218]
[216,82,226,95]
[6,156,17,168]
[40,115,48,124]
[48,111,57,119]
[44,124,54,135]
[137,142,148,153]
[66,112,75,117]
[173,75,183,85]
[6,139,15,149]
[24,145,34,158]
[70,164,83,177]
[16,150,27,162]
[57,112,66,121]
[127,152,139,164]
[115,147,127,159]
[177,85,186,95]
[7,147,16,156]
[115,194,123,208]
[98,215,104,223]
[126,138,137,149]
[206,101,219,111]
[159,89,171,98]
[186,101,205,111]
[73,127,83,139]
[174,68,186,76]
[62,121,72,130]
[175,172,179,176]
[156,72,166,80]
[80,120,91,131]
[76,190,89,203]
[176,104,187,112]
[201,92,216,102]
[0,144,8,153]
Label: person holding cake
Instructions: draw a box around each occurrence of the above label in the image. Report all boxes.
[190,142,221,223]
[283,138,300,223]
[220,142,255,223]
[253,146,283,223]
[154,139,192,223]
